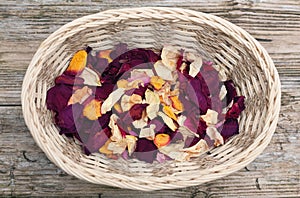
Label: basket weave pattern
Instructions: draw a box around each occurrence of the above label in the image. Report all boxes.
[21,7,281,191]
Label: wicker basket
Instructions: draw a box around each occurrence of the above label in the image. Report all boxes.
[21,7,281,191]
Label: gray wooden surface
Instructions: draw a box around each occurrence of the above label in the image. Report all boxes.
[0,0,300,197]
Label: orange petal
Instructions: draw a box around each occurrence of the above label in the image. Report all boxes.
[66,50,87,74]
[170,96,183,111]
[83,99,102,120]
[98,50,113,63]
[154,134,171,148]
[162,105,177,121]
[150,76,165,90]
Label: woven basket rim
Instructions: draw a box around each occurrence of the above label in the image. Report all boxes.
[21,7,281,191]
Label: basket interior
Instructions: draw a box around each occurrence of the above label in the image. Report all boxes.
[27,11,272,189]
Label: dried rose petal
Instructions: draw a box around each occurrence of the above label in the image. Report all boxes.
[55,103,84,134]
[226,96,245,119]
[101,88,125,114]
[98,50,113,63]
[221,118,239,141]
[162,105,177,121]
[46,84,73,112]
[154,134,171,148]
[55,73,84,85]
[150,76,165,90]
[224,80,237,106]
[201,109,218,126]
[68,86,92,105]
[83,99,102,120]
[65,50,88,76]
[94,83,115,100]
[200,62,220,96]
[128,103,149,121]
[79,67,101,86]
[133,138,158,163]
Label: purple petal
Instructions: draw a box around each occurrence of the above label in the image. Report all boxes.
[127,103,148,121]
[220,118,239,141]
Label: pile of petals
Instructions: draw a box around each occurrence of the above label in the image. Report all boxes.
[46,44,245,163]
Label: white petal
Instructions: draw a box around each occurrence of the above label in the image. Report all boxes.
[139,124,156,140]
[201,109,218,125]
[120,95,132,112]
[109,114,123,142]
[154,61,174,81]
[107,140,127,154]
[158,111,177,131]
[131,69,154,78]
[161,46,180,70]
[219,85,227,100]
[101,88,125,114]
[132,118,148,129]
[180,139,209,154]
[206,126,224,146]
[79,67,101,86]
[189,59,203,78]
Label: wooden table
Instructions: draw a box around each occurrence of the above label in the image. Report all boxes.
[0,0,299,197]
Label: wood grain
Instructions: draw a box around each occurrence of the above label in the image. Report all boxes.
[0,0,299,197]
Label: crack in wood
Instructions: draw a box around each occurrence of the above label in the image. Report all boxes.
[22,150,37,163]
[255,178,262,190]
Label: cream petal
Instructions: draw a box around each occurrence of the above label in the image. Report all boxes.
[201,109,219,125]
[79,67,101,86]
[206,126,224,146]
[158,111,177,131]
[101,88,125,114]
[109,114,123,142]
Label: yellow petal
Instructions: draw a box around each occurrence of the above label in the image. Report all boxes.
[98,50,113,63]
[150,76,165,90]
[170,96,183,111]
[163,105,177,121]
[113,103,122,113]
[99,139,113,155]
[66,50,87,74]
[117,79,128,88]
[83,99,102,120]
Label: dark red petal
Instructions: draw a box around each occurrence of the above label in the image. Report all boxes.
[224,80,237,106]
[94,83,115,100]
[46,84,73,112]
[133,138,158,163]
[55,74,84,85]
[225,96,245,119]
[128,103,149,121]
[176,49,184,70]
[221,118,239,141]
[55,103,84,134]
